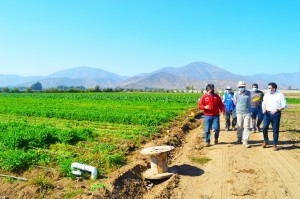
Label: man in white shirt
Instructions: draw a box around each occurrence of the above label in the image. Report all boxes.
[261,82,288,151]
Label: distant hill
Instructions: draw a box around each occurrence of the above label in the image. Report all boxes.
[0,74,45,87]
[48,66,127,80]
[0,62,298,89]
[3,66,128,89]
[118,62,272,89]
[151,62,241,81]
[248,71,300,89]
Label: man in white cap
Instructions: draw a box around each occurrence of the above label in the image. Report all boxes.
[234,81,251,148]
[222,86,237,131]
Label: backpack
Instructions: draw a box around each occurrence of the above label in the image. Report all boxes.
[224,93,235,111]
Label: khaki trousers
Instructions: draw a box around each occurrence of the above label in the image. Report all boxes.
[236,113,250,141]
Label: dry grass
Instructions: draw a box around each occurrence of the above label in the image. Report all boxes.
[281,104,300,132]
[280,104,300,142]
[190,156,212,165]
[284,92,300,99]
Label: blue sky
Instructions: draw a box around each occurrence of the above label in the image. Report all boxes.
[0,0,299,76]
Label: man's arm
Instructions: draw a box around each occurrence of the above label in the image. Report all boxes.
[279,93,288,111]
[233,93,237,105]
[218,95,225,114]
[198,96,205,110]
[262,94,267,114]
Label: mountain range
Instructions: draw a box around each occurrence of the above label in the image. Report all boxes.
[0,62,299,90]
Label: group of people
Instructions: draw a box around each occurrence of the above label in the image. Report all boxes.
[198,81,288,151]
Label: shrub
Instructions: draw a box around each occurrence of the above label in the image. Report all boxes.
[103,152,125,168]
[0,150,38,172]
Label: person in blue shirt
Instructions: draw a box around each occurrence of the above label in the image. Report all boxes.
[222,86,237,131]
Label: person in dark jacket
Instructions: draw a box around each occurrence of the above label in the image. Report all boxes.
[250,83,264,132]
[222,86,237,131]
[199,84,225,146]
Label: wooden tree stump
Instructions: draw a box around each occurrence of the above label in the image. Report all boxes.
[140,145,174,179]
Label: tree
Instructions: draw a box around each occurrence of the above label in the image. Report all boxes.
[94,85,101,92]
[186,85,194,91]
[31,82,43,91]
[11,88,20,93]
[103,88,113,92]
[25,88,32,93]
[2,87,10,93]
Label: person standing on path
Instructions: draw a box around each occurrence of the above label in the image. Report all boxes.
[250,83,264,132]
[234,81,251,148]
[261,82,288,151]
[222,86,237,131]
[198,84,225,147]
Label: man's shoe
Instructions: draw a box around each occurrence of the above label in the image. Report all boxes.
[262,141,268,148]
[243,140,251,148]
[214,139,218,145]
[232,127,236,131]
[236,139,242,144]
[273,145,278,151]
[205,143,211,147]
[225,128,229,132]
[257,127,262,132]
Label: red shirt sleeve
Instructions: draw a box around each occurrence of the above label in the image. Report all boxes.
[198,95,205,110]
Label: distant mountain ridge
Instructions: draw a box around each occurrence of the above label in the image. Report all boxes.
[0,74,45,87]
[152,62,241,81]
[0,62,299,89]
[248,72,300,89]
[48,66,127,80]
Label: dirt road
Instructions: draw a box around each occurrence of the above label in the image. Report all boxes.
[144,120,300,199]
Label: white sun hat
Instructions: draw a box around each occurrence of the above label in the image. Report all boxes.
[237,81,246,87]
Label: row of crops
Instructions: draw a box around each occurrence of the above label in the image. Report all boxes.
[0,92,200,177]
[286,98,300,104]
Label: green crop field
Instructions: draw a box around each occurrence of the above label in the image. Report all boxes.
[0,92,200,177]
[0,92,298,178]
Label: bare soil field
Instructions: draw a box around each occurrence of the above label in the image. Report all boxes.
[0,104,299,198]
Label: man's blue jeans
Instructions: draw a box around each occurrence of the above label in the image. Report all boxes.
[262,111,281,145]
[250,107,263,131]
[204,115,220,144]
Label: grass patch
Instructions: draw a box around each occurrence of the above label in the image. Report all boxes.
[190,156,211,165]
[63,189,84,199]
[91,183,111,191]
[28,176,54,191]
[4,177,17,183]
[290,131,298,141]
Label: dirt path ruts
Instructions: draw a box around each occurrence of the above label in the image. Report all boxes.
[144,117,300,199]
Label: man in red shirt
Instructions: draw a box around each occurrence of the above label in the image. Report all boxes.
[199,84,225,146]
